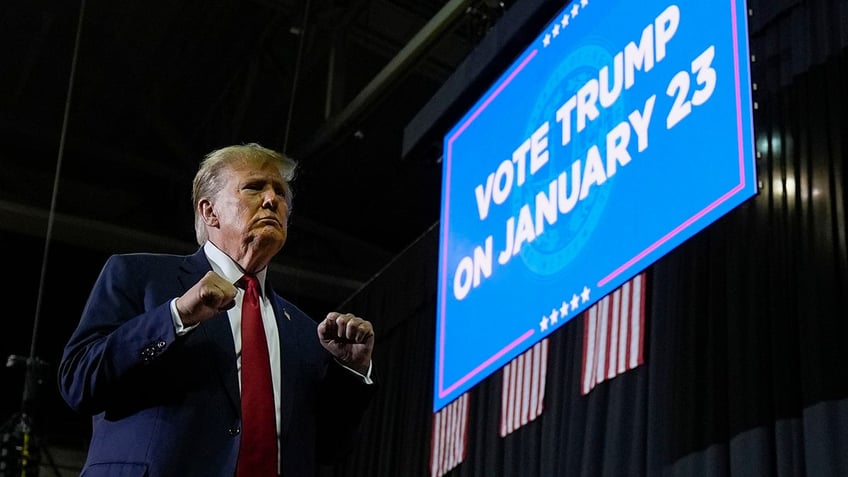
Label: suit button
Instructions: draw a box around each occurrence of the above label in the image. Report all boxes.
[156,340,166,348]
[228,426,240,436]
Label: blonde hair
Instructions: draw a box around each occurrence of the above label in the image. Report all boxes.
[191,143,297,245]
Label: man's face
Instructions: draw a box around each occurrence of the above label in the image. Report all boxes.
[210,157,290,260]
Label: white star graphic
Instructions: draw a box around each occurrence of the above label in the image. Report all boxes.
[561,13,570,28]
[560,300,569,316]
[581,0,589,7]
[571,4,580,17]
[549,308,559,325]
[552,24,560,38]
[581,286,591,303]
[540,315,550,331]
[543,33,551,47]
[570,293,580,310]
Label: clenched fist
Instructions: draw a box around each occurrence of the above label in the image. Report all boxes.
[317,312,375,375]
[175,271,238,325]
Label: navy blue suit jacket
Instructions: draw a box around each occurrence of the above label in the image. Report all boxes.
[59,248,375,477]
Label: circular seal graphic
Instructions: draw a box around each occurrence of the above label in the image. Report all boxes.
[507,38,627,277]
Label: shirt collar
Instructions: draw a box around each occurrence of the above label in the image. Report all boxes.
[203,241,269,296]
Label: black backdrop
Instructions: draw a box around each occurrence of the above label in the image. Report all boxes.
[321,0,848,475]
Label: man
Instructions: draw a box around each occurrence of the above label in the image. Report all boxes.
[58,143,376,476]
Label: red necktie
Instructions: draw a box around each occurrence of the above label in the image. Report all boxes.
[237,274,278,477]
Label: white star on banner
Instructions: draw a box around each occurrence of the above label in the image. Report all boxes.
[560,300,569,317]
[549,308,559,325]
[581,0,589,7]
[560,13,570,28]
[539,315,549,331]
[570,293,580,310]
[571,4,580,17]
[552,24,560,38]
[581,286,591,303]
[543,33,551,47]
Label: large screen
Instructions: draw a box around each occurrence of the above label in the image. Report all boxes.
[435,0,756,411]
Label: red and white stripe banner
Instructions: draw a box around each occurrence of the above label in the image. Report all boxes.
[499,338,549,437]
[430,392,469,477]
[581,272,647,395]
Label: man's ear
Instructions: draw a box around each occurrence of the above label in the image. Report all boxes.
[199,199,218,227]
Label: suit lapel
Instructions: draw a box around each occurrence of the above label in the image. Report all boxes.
[180,250,241,413]
[271,298,301,442]
[202,314,240,413]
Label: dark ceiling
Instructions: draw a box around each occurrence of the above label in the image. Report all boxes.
[1,0,516,317]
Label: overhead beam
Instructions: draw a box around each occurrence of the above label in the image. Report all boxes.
[293,0,474,159]
[402,0,563,161]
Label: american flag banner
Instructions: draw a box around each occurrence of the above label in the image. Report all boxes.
[581,272,647,395]
[499,338,549,437]
[429,392,470,477]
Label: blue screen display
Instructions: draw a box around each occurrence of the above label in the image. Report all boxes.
[435,0,756,411]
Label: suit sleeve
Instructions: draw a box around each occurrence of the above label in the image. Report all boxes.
[58,255,180,414]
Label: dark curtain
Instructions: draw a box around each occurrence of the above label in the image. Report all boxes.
[321,0,848,475]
